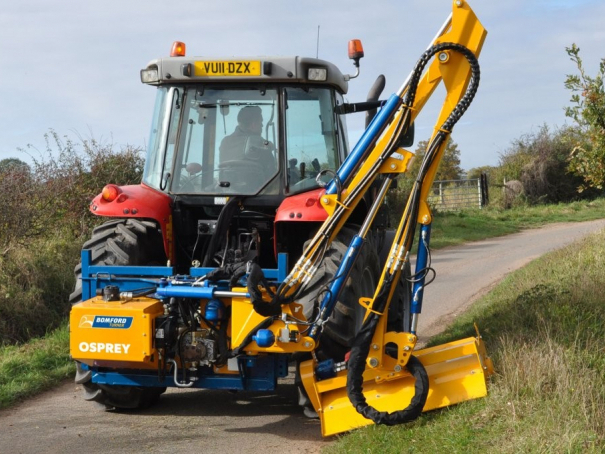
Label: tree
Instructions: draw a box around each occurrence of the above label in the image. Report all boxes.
[0,158,30,173]
[467,165,495,181]
[387,138,463,219]
[407,138,463,181]
[564,44,605,191]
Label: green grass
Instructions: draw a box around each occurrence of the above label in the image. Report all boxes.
[326,227,605,453]
[429,198,605,249]
[0,323,74,408]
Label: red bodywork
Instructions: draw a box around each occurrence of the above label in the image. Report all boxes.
[274,188,328,223]
[274,188,329,255]
[90,184,329,265]
[89,183,174,261]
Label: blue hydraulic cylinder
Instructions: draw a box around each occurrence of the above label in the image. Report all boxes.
[155,284,215,300]
[310,235,365,340]
[411,224,432,318]
[326,94,402,195]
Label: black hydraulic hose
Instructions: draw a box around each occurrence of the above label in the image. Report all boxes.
[346,42,480,426]
[202,196,241,267]
[177,326,193,385]
[346,275,429,424]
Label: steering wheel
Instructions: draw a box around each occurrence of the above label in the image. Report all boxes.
[178,162,204,192]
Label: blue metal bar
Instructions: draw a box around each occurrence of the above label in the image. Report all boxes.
[93,371,278,391]
[82,250,92,300]
[90,355,288,391]
[276,253,288,282]
[310,235,365,340]
[326,94,402,195]
[411,224,432,316]
[88,265,174,276]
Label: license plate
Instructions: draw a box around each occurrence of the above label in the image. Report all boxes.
[194,60,261,77]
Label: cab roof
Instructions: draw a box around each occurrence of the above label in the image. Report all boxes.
[141,56,349,94]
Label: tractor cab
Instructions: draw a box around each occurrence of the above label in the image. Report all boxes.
[140,45,354,200]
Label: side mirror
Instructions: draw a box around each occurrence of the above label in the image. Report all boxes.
[397,122,415,148]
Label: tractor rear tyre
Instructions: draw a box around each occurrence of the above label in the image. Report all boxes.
[297,227,381,361]
[297,227,413,360]
[69,219,165,304]
[71,219,167,410]
[388,261,413,334]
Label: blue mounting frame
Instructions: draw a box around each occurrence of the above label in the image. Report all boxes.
[77,250,291,391]
[79,250,289,301]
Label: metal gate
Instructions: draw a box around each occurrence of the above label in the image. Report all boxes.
[427,174,488,211]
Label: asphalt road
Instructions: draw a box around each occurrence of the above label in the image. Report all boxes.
[1,220,604,454]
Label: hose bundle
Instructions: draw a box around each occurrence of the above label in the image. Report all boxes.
[347,42,480,425]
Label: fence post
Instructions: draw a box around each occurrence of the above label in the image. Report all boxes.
[477,178,481,208]
[480,173,489,207]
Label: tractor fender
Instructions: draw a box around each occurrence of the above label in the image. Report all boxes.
[89,183,173,260]
[274,188,328,257]
[274,188,328,223]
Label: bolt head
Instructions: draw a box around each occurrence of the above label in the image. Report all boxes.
[439,52,448,62]
[369,357,379,367]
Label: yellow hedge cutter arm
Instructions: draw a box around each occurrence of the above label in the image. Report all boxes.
[279,1,494,436]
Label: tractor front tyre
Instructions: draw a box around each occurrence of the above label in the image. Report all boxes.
[71,219,166,410]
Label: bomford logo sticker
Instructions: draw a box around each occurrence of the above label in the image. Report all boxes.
[79,315,133,329]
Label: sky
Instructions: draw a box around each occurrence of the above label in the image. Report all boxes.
[1,0,604,171]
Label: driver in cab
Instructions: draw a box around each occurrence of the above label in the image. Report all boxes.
[219,106,275,169]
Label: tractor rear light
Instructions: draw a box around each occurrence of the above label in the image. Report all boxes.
[140,68,159,84]
[101,184,121,202]
[308,67,327,81]
[348,39,364,60]
[171,41,186,57]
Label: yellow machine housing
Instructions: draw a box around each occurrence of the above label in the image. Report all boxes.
[70,297,163,366]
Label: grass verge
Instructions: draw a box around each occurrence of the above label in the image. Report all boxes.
[429,198,605,249]
[0,323,74,409]
[326,227,605,452]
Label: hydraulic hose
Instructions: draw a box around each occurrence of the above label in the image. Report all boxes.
[347,42,480,426]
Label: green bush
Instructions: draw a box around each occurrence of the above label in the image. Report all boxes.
[565,44,605,191]
[488,126,601,207]
[0,236,81,344]
[0,130,145,344]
